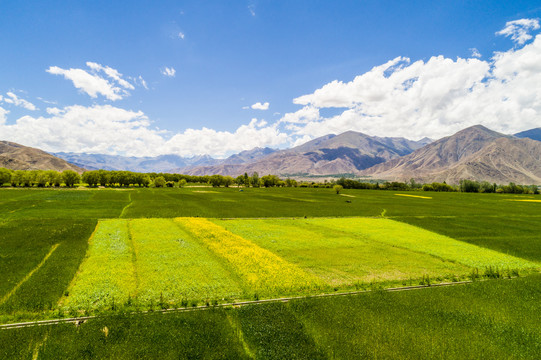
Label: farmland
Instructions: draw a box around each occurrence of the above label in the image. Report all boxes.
[1,186,541,358]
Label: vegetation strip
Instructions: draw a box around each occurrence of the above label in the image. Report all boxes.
[175,217,324,296]
[0,244,59,305]
[0,279,499,330]
[394,193,432,199]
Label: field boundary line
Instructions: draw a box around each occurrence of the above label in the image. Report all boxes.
[1,278,519,330]
[119,192,133,218]
[0,244,60,306]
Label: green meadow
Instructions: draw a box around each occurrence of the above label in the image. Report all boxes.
[1,187,540,358]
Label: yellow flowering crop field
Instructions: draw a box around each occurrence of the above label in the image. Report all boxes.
[175,217,325,296]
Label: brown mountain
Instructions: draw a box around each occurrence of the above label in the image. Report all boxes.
[0,141,84,173]
[361,125,541,184]
[185,131,429,176]
[437,137,541,184]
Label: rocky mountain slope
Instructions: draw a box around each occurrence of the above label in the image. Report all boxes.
[0,141,84,172]
[361,125,541,184]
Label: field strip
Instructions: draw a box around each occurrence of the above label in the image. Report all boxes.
[130,218,244,303]
[395,194,432,199]
[61,220,136,309]
[339,194,355,198]
[0,244,60,305]
[175,217,324,294]
[214,218,471,285]
[506,199,541,203]
[0,278,517,330]
[312,218,540,270]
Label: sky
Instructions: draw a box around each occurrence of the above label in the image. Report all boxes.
[1,0,541,158]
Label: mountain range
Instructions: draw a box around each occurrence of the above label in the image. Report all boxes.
[361,125,541,184]
[2,125,541,185]
[182,132,431,176]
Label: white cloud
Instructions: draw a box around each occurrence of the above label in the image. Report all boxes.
[251,102,269,110]
[470,48,481,58]
[86,62,134,90]
[496,18,540,45]
[138,76,149,90]
[248,4,256,16]
[161,67,176,77]
[3,92,38,111]
[46,64,131,101]
[178,32,185,39]
[281,34,541,140]
[0,105,288,157]
[0,106,8,125]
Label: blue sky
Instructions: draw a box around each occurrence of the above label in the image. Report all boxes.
[1,1,541,157]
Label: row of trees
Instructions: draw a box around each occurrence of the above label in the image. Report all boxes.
[0,167,539,194]
[334,176,539,194]
[0,168,80,187]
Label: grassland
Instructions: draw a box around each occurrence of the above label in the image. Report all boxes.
[1,187,540,358]
[2,274,540,359]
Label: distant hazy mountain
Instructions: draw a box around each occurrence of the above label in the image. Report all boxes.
[53,152,219,173]
[185,131,430,176]
[362,125,541,184]
[515,128,541,142]
[1,141,84,172]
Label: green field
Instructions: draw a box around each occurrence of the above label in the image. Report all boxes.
[1,187,540,358]
[2,275,540,359]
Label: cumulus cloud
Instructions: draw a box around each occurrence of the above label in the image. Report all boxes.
[2,92,37,111]
[46,62,135,101]
[496,18,540,45]
[0,105,288,157]
[251,102,269,110]
[161,67,176,77]
[0,106,8,125]
[178,32,185,39]
[281,33,541,140]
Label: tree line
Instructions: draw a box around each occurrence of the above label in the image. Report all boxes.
[0,167,538,194]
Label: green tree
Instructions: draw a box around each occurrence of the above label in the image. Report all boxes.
[209,175,224,187]
[0,168,12,186]
[62,170,80,187]
[35,171,49,187]
[82,170,100,187]
[154,176,166,188]
[334,184,343,194]
[250,172,260,188]
[223,176,234,188]
[179,179,187,188]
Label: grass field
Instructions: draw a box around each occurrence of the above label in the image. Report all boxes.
[2,274,540,359]
[1,187,540,358]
